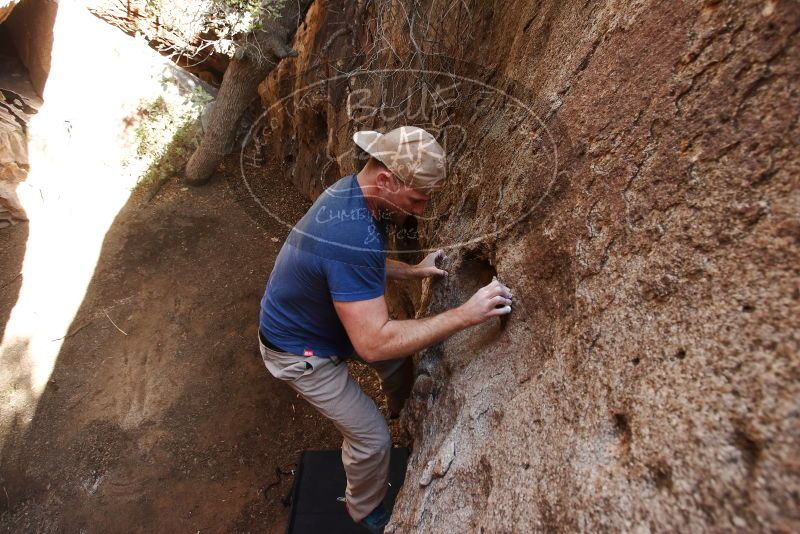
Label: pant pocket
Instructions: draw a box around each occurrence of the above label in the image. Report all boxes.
[274,360,312,381]
[259,341,315,382]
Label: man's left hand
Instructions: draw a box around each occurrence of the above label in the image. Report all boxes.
[414,249,448,278]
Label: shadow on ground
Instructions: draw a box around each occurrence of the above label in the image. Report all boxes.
[0,163,351,531]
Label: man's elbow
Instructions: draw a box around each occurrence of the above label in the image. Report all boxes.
[350,322,393,362]
[353,335,393,362]
[355,345,382,363]
[358,351,378,363]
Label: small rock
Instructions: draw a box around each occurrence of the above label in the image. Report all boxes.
[82,473,104,495]
[420,441,457,487]
[419,460,434,487]
[433,441,456,478]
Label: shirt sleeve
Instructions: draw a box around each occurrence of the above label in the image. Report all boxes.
[326,250,386,302]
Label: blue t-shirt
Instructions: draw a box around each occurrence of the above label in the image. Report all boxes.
[259,174,387,357]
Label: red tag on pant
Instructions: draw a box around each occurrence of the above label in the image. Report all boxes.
[303,349,314,357]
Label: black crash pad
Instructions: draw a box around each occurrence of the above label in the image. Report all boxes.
[287,448,409,534]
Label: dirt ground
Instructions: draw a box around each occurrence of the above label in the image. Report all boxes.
[0,159,406,532]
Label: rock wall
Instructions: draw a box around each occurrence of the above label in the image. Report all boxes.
[0,0,56,224]
[0,10,44,225]
[2,0,57,97]
[253,0,799,531]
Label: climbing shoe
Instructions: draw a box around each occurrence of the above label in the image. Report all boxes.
[359,502,391,533]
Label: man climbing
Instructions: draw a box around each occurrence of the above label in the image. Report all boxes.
[258,126,513,533]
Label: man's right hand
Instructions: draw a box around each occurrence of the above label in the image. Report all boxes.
[334,278,512,362]
[458,278,513,327]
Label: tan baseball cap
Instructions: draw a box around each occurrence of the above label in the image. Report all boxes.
[353,126,446,192]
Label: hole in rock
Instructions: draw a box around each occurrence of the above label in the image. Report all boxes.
[649,462,673,491]
[613,413,631,441]
[732,429,762,474]
[460,251,496,294]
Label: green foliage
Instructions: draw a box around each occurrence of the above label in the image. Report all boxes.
[188,85,214,109]
[133,83,212,188]
[141,0,289,45]
[134,96,169,158]
[137,118,201,187]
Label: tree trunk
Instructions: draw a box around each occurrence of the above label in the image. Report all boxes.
[185,0,313,186]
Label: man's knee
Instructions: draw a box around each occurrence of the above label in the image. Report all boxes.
[354,420,390,457]
[345,423,391,468]
[367,421,391,452]
[369,427,392,471]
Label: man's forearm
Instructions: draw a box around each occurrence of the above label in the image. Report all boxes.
[339,278,511,363]
[366,307,472,362]
[385,258,418,280]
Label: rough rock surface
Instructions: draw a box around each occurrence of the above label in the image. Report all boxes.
[0,43,41,225]
[249,0,799,531]
[0,0,52,224]
[2,0,57,97]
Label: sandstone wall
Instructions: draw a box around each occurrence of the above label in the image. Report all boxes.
[254,0,799,531]
[3,0,57,97]
[0,0,47,225]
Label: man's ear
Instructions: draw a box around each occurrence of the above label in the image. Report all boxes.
[376,170,401,192]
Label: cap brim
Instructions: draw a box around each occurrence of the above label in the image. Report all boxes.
[353,130,383,154]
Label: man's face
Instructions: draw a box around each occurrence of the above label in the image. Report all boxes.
[377,171,431,224]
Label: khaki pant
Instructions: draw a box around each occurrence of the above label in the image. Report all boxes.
[258,337,412,522]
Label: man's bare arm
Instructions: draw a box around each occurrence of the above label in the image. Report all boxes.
[334,279,512,362]
[386,249,448,280]
[385,259,419,280]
